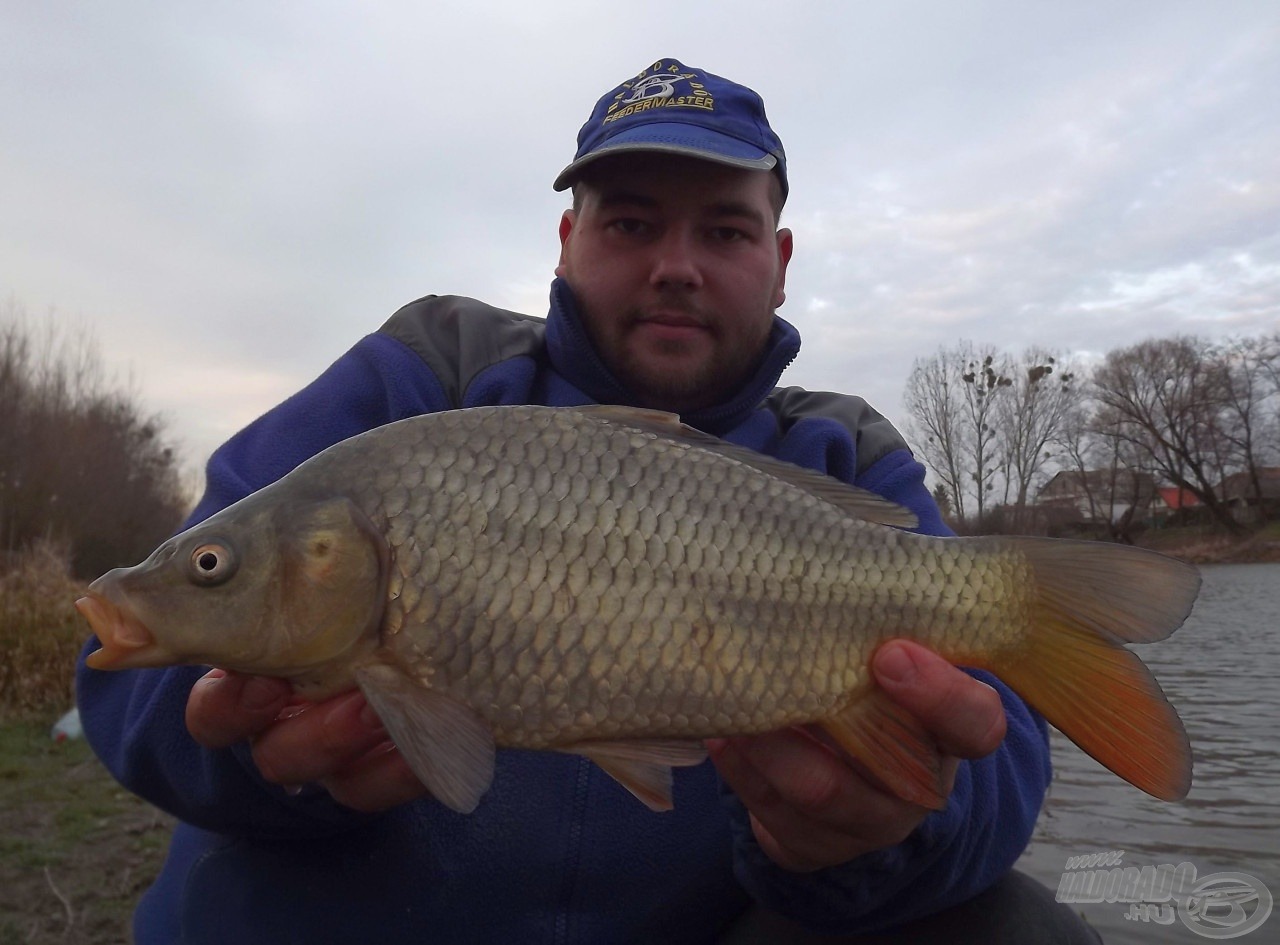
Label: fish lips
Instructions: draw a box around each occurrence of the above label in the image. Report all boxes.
[78,584,176,670]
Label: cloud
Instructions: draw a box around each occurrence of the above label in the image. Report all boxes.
[769,15,1280,431]
[2,2,1277,462]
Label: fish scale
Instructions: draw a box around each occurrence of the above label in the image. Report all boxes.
[337,407,985,746]
[80,403,1199,813]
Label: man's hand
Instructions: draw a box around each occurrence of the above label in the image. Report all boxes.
[707,640,1007,872]
[187,639,1005,827]
[186,669,427,812]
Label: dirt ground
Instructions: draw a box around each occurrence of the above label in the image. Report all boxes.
[0,719,173,945]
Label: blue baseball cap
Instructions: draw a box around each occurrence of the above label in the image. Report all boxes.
[553,58,788,201]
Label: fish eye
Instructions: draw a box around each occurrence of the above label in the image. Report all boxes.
[189,542,237,586]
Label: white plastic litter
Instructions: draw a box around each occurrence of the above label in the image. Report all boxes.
[51,707,82,742]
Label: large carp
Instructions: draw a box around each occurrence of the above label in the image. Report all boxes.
[78,405,1197,813]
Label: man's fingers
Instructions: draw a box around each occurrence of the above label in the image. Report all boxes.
[185,672,427,813]
[320,744,430,812]
[710,731,839,812]
[250,690,390,787]
[708,731,923,870]
[872,641,1007,759]
[186,669,292,749]
[706,643,1006,874]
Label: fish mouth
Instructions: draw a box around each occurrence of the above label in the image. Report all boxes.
[78,591,175,670]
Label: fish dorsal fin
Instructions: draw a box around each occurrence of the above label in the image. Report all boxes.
[569,405,918,529]
[559,738,708,811]
[354,664,496,814]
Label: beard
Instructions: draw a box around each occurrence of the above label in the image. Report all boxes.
[604,306,773,413]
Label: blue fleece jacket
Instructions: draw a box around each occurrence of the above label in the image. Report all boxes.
[76,279,1050,944]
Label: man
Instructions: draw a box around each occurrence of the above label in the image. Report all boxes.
[77,59,1096,943]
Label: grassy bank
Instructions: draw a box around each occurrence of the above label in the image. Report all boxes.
[0,718,173,945]
[1,545,173,942]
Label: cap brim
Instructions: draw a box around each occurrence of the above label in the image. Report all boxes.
[553,123,777,192]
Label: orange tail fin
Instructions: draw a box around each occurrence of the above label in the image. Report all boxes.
[968,539,1198,801]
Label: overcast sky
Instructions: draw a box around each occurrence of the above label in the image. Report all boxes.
[3,2,1277,473]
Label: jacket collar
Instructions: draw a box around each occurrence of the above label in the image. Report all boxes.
[543,277,801,436]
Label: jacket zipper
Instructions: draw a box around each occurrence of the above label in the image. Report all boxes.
[553,757,593,944]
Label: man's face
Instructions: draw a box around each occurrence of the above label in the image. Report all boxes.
[556,153,793,413]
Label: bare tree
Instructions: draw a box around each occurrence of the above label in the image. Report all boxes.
[907,330,1278,537]
[904,347,970,522]
[1091,336,1245,534]
[995,348,1080,531]
[1258,332,1280,403]
[905,342,1013,529]
[1215,334,1280,507]
[959,346,1012,526]
[1072,409,1159,542]
[1,303,188,576]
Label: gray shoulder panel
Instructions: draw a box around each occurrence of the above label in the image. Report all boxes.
[378,296,546,407]
[763,385,911,474]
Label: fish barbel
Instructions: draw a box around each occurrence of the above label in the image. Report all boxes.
[78,405,1198,813]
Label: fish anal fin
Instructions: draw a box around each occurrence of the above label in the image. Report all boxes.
[561,739,708,812]
[354,664,496,814]
[816,691,948,810]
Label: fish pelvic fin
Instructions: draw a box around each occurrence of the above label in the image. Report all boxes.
[560,739,708,811]
[968,539,1198,802]
[816,691,948,810]
[354,664,496,814]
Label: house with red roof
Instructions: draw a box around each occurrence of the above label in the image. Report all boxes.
[1036,469,1157,526]
[1156,486,1201,512]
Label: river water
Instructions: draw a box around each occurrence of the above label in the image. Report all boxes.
[1015,563,1280,943]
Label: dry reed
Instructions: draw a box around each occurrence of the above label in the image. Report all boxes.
[0,540,89,719]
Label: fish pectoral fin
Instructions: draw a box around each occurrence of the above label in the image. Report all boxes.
[560,739,709,812]
[816,691,948,810]
[354,664,496,814]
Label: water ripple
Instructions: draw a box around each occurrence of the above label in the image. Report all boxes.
[1016,563,1280,945]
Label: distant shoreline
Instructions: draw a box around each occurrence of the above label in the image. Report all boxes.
[1135,530,1280,566]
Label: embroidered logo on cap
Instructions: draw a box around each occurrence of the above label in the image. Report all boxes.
[603,61,714,125]
[553,57,788,198]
